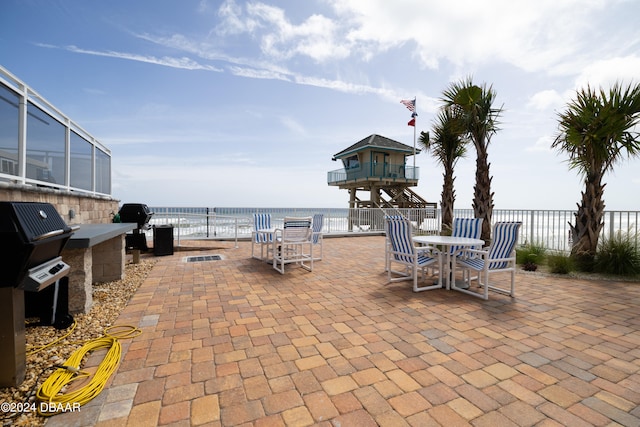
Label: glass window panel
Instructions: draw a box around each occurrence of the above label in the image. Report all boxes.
[26,102,65,185]
[0,84,20,176]
[70,131,92,190]
[96,148,110,194]
[343,155,359,169]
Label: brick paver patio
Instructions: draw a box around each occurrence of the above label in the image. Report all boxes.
[46,236,640,426]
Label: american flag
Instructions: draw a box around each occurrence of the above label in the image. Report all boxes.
[400,98,416,113]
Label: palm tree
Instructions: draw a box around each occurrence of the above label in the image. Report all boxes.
[552,82,640,264]
[442,77,502,242]
[419,107,467,233]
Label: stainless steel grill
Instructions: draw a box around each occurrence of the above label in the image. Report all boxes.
[0,202,73,291]
[0,201,75,387]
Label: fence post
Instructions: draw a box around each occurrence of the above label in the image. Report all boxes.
[530,210,535,245]
[610,211,615,240]
[234,217,238,249]
[178,216,182,247]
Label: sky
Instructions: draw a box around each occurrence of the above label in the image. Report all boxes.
[2,0,640,210]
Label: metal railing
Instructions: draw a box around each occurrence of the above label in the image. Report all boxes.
[441,209,639,252]
[327,162,419,184]
[144,207,639,252]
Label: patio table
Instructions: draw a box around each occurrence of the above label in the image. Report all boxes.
[413,235,484,290]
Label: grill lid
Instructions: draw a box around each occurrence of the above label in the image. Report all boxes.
[0,202,73,289]
[118,203,154,228]
[0,202,72,241]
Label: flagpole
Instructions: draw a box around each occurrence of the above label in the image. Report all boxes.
[413,97,416,177]
[400,97,418,180]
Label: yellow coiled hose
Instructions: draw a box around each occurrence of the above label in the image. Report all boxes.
[34,324,141,416]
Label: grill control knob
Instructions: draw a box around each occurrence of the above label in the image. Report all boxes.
[49,263,63,274]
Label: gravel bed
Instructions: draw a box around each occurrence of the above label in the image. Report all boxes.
[0,259,156,427]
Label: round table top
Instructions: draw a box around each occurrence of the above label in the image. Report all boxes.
[413,235,484,246]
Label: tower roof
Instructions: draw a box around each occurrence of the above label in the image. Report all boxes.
[332,134,419,160]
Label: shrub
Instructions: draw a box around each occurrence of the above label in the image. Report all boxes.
[571,251,595,272]
[547,253,574,274]
[594,231,640,276]
[517,243,547,271]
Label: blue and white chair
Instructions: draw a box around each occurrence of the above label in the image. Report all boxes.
[451,218,483,253]
[427,217,483,277]
[385,216,442,292]
[311,213,324,261]
[384,214,404,272]
[273,217,314,274]
[251,213,273,260]
[452,222,522,300]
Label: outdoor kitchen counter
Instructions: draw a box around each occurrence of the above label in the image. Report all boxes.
[66,223,136,249]
[62,223,137,313]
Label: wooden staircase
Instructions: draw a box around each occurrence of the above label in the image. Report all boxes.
[381,187,436,210]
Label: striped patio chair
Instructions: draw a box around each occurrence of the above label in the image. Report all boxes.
[385,216,442,292]
[426,217,484,278]
[450,217,484,254]
[251,213,273,260]
[452,222,522,300]
[384,214,404,272]
[311,213,324,261]
[272,217,314,274]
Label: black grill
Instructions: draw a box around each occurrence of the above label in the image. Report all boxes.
[118,203,154,229]
[0,202,74,387]
[119,203,154,251]
[0,202,73,291]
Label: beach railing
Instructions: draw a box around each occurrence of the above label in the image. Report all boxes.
[442,209,639,253]
[145,207,639,252]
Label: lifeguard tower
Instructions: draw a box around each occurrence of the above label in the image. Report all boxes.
[328,134,436,210]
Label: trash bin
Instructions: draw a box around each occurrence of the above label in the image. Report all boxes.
[153,225,174,256]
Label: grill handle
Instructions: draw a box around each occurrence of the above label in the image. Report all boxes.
[32,229,68,241]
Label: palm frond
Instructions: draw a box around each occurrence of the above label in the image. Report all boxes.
[553,82,640,177]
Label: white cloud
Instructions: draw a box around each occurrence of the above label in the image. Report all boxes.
[526,135,554,152]
[216,0,262,35]
[228,65,291,81]
[528,90,566,111]
[122,0,638,111]
[217,0,351,62]
[82,88,107,96]
[325,0,610,72]
[63,45,223,71]
[251,4,350,61]
[574,55,640,90]
[279,116,307,135]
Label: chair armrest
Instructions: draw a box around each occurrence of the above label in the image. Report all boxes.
[486,254,517,264]
[453,247,488,258]
[416,245,440,256]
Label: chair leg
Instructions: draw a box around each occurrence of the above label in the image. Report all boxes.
[272,242,283,274]
[510,269,515,297]
[482,269,489,300]
[387,262,413,285]
[451,267,489,300]
[412,263,442,292]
